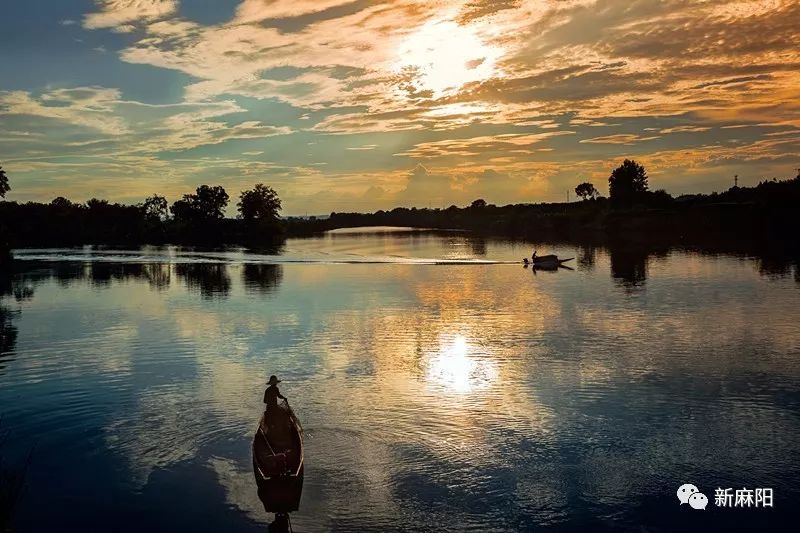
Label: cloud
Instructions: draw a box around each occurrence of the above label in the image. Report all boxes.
[394,163,448,204]
[659,126,712,134]
[0,88,293,156]
[0,87,126,135]
[580,134,661,145]
[387,163,547,208]
[457,0,521,24]
[601,0,800,61]
[234,0,357,23]
[4,0,797,210]
[346,144,378,151]
[396,132,574,159]
[84,0,800,130]
[83,0,178,30]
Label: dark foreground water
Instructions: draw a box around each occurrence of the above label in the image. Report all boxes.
[1,231,799,532]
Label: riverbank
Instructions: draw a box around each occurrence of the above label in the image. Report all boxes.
[0,204,284,250]
[2,176,798,256]
[287,193,800,257]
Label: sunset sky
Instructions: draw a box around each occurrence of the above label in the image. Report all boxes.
[1,0,798,214]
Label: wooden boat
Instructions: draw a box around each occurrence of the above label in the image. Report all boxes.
[252,401,304,513]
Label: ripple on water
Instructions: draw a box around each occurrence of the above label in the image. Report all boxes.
[2,239,800,531]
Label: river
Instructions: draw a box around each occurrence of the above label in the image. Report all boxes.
[1,230,798,531]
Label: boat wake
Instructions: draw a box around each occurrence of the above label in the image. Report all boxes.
[11,249,519,266]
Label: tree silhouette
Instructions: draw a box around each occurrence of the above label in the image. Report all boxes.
[196,185,229,219]
[170,185,229,222]
[169,196,196,223]
[50,197,76,211]
[0,166,10,199]
[0,166,10,261]
[238,184,281,222]
[575,182,598,200]
[141,194,168,221]
[470,198,487,209]
[86,198,109,210]
[609,159,648,207]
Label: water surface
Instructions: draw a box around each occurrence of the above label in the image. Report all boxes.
[2,231,799,531]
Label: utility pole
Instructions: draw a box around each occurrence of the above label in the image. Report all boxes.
[734,174,738,188]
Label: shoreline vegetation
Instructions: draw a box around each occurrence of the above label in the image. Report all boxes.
[2,161,799,262]
[298,162,800,259]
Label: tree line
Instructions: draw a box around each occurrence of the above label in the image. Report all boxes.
[574,159,671,207]
[0,171,283,249]
[313,159,800,247]
[2,159,800,252]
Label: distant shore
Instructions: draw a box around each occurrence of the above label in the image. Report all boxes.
[2,175,799,259]
[286,176,800,257]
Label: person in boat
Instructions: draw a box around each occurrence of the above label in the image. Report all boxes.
[532,250,537,261]
[264,375,288,414]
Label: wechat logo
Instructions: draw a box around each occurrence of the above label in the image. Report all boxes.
[677,483,708,510]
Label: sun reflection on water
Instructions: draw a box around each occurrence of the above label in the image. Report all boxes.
[425,335,498,394]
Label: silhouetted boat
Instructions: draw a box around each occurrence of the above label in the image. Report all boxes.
[523,255,574,268]
[253,401,304,514]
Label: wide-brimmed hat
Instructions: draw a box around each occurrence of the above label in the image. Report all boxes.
[267,375,281,385]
